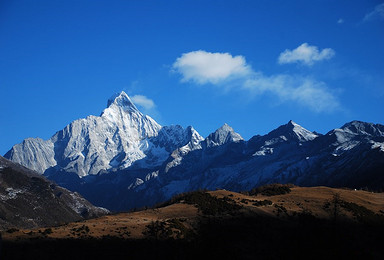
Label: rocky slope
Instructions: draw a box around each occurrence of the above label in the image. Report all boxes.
[0,156,108,230]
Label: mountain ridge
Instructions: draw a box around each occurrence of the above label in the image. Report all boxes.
[4,92,384,211]
[5,91,196,176]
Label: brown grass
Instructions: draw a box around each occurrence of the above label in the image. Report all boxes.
[3,203,198,241]
[3,186,383,242]
[211,187,384,218]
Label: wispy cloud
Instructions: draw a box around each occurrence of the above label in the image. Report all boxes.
[131,95,155,110]
[244,74,339,113]
[131,94,162,121]
[172,50,251,84]
[337,18,344,24]
[363,3,384,22]
[278,43,335,66]
[173,50,340,113]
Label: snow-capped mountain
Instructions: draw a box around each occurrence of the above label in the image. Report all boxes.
[204,123,244,148]
[5,91,200,177]
[4,92,384,211]
[119,119,383,211]
[265,120,318,142]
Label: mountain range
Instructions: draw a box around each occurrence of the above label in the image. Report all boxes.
[4,91,384,211]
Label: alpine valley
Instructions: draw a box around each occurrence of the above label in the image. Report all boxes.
[4,91,384,211]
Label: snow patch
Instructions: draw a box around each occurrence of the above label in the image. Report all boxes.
[334,141,360,154]
[128,178,144,190]
[291,121,318,141]
[0,188,25,200]
[145,171,159,181]
[370,141,384,152]
[253,147,274,156]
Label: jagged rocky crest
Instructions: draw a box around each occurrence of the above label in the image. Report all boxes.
[4,92,384,211]
[204,123,244,148]
[5,91,199,177]
[267,120,318,142]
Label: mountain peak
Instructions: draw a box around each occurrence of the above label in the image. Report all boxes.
[268,120,318,142]
[215,123,240,136]
[107,91,139,112]
[217,123,232,132]
[340,120,384,137]
[205,123,244,147]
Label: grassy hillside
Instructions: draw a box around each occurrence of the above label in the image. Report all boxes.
[2,186,384,259]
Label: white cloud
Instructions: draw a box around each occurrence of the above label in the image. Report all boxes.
[244,74,339,113]
[172,50,251,84]
[130,94,162,121]
[363,3,384,21]
[278,43,335,66]
[131,95,155,110]
[337,18,344,24]
[173,49,340,113]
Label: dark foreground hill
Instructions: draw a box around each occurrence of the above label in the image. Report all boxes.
[2,185,384,259]
[0,156,108,230]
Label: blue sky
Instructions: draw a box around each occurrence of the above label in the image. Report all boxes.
[0,0,383,155]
